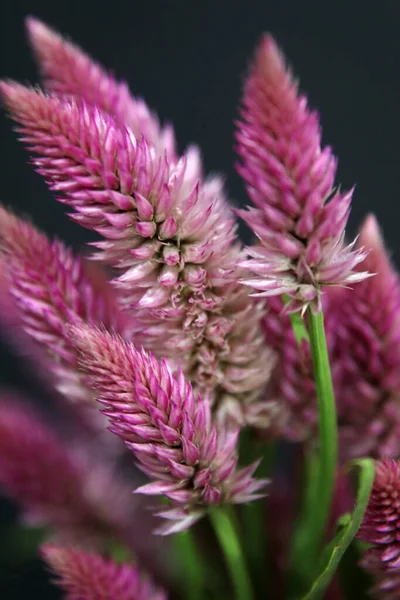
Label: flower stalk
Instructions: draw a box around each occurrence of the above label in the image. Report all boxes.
[287,303,338,593]
[209,506,255,600]
[173,529,205,600]
[307,305,338,551]
[300,305,338,585]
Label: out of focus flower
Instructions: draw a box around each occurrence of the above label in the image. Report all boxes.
[0,396,140,547]
[0,207,131,447]
[0,207,127,408]
[42,544,167,600]
[332,216,400,460]
[358,459,400,570]
[357,459,400,599]
[236,35,369,312]
[26,16,176,161]
[360,554,400,600]
[70,325,268,534]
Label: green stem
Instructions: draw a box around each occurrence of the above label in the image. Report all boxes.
[287,304,338,596]
[287,451,319,596]
[306,306,338,562]
[173,529,205,600]
[240,433,275,590]
[209,506,255,600]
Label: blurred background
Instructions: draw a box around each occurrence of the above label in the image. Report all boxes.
[0,0,399,597]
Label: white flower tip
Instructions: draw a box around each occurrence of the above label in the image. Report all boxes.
[359,214,384,251]
[25,15,48,38]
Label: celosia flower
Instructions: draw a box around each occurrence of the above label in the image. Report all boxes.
[0,395,142,547]
[332,215,400,460]
[236,34,369,312]
[360,554,400,600]
[70,325,268,534]
[358,459,400,570]
[42,544,167,600]
[0,208,131,449]
[26,16,176,162]
[0,207,127,409]
[0,73,272,426]
[0,83,230,307]
[0,253,54,383]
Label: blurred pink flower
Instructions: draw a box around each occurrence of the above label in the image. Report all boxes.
[0,207,127,408]
[358,459,400,599]
[358,459,400,570]
[42,544,167,600]
[332,216,400,460]
[0,396,142,547]
[360,553,400,600]
[26,17,176,162]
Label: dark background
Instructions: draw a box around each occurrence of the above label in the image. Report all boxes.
[0,0,399,597]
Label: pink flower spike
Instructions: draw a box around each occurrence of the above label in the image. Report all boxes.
[358,459,400,573]
[69,324,268,532]
[0,396,142,546]
[0,79,272,428]
[236,34,370,311]
[26,16,176,161]
[41,545,167,600]
[332,215,400,460]
[0,207,127,419]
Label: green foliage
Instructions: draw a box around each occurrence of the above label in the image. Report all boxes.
[300,459,375,600]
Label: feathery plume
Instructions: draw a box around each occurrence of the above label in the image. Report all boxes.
[358,459,400,572]
[26,16,176,161]
[0,207,127,419]
[42,545,167,600]
[0,396,139,545]
[0,82,272,426]
[236,35,369,312]
[70,325,268,534]
[332,215,400,460]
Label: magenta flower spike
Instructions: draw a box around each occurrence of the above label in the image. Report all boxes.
[360,553,400,600]
[358,459,400,572]
[42,545,167,600]
[332,215,400,460]
[0,207,127,413]
[0,396,141,546]
[70,325,268,534]
[26,17,176,162]
[0,84,231,310]
[236,35,369,312]
[0,81,272,426]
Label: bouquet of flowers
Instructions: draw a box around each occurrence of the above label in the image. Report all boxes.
[0,17,397,600]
